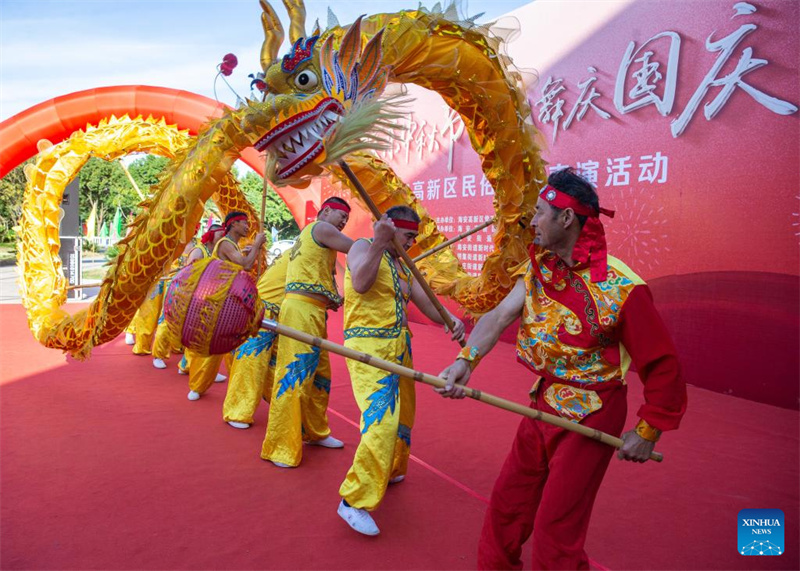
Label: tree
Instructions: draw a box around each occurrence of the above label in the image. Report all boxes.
[239,171,299,239]
[127,154,170,191]
[0,159,32,242]
[78,158,136,231]
[78,155,170,231]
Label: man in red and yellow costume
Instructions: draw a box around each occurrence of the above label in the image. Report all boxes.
[439,168,687,570]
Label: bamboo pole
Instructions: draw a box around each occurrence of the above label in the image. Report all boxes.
[337,159,465,347]
[413,217,495,263]
[256,169,270,276]
[66,282,102,291]
[117,160,146,201]
[262,318,664,462]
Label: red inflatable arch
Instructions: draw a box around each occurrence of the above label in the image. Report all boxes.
[0,85,318,225]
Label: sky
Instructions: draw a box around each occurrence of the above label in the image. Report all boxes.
[0,0,533,121]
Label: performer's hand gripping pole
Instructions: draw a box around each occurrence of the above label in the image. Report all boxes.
[412,217,495,263]
[337,159,465,347]
[261,318,664,462]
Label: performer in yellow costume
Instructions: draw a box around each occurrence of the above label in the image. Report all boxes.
[186,212,265,401]
[261,198,354,468]
[175,224,224,375]
[152,228,218,369]
[222,250,290,429]
[130,280,166,355]
[336,206,464,536]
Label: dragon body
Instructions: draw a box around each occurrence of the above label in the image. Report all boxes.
[19,0,546,358]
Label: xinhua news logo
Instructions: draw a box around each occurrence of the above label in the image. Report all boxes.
[738,509,784,556]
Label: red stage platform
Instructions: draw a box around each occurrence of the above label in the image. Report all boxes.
[1,304,797,570]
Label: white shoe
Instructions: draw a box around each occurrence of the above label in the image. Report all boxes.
[388,475,405,485]
[214,373,227,383]
[271,460,294,468]
[337,500,379,536]
[125,333,135,345]
[227,421,250,429]
[187,391,200,401]
[308,436,344,449]
[152,358,167,369]
[178,368,188,375]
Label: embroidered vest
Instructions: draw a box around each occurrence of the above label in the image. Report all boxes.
[516,249,644,384]
[344,240,412,340]
[285,221,342,306]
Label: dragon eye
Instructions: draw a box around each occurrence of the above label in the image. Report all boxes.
[294,70,319,90]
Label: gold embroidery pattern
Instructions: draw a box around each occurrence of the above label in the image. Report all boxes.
[544,383,602,423]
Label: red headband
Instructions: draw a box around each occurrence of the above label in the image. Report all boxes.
[322,201,351,213]
[200,227,223,244]
[225,214,248,230]
[392,218,419,231]
[540,185,615,283]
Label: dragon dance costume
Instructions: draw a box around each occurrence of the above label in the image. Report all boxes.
[130,279,166,355]
[478,187,687,570]
[222,252,289,425]
[261,221,341,466]
[183,236,238,395]
[151,244,197,362]
[338,240,415,511]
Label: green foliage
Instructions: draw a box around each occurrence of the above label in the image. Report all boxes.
[127,155,170,189]
[239,171,299,239]
[78,154,169,233]
[0,159,33,242]
[106,244,120,261]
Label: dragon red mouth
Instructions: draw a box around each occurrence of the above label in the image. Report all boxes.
[254,98,343,179]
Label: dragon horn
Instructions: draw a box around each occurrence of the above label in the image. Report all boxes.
[260,0,284,72]
[357,27,384,92]
[281,0,307,44]
[337,15,364,81]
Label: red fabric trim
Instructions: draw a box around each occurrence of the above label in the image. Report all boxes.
[224,214,247,231]
[392,219,419,231]
[321,201,351,213]
[540,185,614,282]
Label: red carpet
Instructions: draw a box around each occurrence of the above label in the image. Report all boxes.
[1,304,797,570]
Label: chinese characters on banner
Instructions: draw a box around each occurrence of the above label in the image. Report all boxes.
[342,1,798,281]
[535,3,797,141]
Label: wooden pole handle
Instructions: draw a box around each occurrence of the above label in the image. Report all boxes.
[337,160,465,347]
[261,318,664,462]
[256,166,270,276]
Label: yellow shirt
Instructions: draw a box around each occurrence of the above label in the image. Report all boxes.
[285,221,342,306]
[343,239,412,340]
[256,252,289,315]
[211,236,240,261]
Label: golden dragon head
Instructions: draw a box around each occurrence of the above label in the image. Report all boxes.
[239,0,398,186]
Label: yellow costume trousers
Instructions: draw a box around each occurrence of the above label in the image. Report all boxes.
[223,330,279,424]
[261,295,333,466]
[339,330,415,511]
[187,350,225,394]
[131,283,164,355]
[151,285,182,360]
